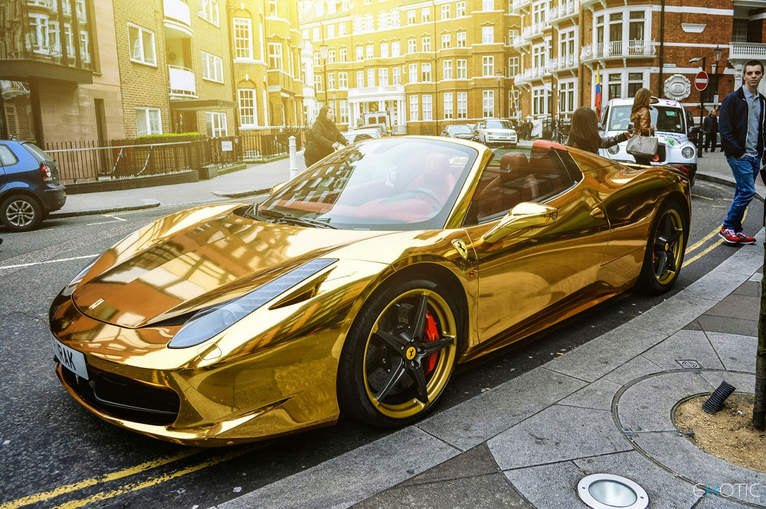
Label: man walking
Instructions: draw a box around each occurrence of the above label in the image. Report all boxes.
[719,60,766,245]
[703,108,719,152]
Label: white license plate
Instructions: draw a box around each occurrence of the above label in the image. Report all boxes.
[51,333,89,380]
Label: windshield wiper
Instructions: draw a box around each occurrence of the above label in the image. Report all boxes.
[257,209,339,229]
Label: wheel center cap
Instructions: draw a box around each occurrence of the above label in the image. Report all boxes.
[405,346,417,360]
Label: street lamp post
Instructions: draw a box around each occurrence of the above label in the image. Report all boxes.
[690,55,706,158]
[319,43,329,107]
[496,70,503,118]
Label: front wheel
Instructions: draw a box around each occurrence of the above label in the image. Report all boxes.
[338,276,460,428]
[637,201,688,294]
[1,194,42,232]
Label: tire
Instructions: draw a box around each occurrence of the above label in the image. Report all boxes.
[1,194,42,232]
[338,275,460,428]
[637,200,688,295]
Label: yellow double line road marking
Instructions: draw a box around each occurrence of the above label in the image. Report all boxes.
[684,209,748,266]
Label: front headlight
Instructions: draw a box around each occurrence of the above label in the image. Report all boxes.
[608,145,620,155]
[682,146,695,159]
[168,259,337,349]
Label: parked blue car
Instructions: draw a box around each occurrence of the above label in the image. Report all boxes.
[0,140,66,231]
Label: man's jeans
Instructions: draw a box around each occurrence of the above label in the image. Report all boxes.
[723,155,761,232]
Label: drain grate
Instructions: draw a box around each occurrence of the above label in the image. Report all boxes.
[676,359,701,369]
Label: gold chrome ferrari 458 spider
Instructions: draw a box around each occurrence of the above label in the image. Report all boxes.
[49,137,690,446]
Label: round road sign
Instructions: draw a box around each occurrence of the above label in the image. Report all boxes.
[695,71,709,92]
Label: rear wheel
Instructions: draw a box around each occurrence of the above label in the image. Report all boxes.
[637,200,687,294]
[1,194,42,232]
[338,276,460,428]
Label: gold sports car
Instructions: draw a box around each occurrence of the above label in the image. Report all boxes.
[49,137,690,446]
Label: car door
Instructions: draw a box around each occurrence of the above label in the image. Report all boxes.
[461,147,611,344]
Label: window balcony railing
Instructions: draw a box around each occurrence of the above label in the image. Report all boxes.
[168,65,197,98]
[555,54,577,71]
[580,40,657,62]
[512,34,530,48]
[529,21,550,38]
[163,0,193,38]
[729,42,766,60]
[512,0,532,12]
[549,0,578,23]
[347,85,405,100]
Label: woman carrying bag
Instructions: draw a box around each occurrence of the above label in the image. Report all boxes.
[304,106,348,168]
[627,88,657,165]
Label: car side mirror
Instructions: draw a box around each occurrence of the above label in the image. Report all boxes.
[481,202,558,243]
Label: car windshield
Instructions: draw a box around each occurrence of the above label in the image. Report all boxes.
[449,125,472,134]
[485,120,513,130]
[260,138,478,230]
[608,105,686,134]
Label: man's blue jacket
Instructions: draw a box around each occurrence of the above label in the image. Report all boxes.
[719,86,766,159]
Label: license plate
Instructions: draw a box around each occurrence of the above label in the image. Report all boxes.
[51,333,89,380]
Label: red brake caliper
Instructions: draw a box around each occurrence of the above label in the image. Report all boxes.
[424,311,439,374]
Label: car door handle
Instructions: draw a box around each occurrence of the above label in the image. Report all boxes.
[591,206,605,219]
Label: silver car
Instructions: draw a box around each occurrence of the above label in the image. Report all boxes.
[473,119,518,147]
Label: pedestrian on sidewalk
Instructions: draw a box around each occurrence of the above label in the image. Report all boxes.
[703,107,719,152]
[304,106,348,168]
[718,60,766,246]
[630,88,656,165]
[566,107,631,154]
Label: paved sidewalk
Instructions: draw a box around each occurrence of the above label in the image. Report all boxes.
[48,142,766,508]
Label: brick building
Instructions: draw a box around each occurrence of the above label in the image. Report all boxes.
[301,0,766,133]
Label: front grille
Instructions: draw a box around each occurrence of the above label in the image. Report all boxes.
[60,363,180,426]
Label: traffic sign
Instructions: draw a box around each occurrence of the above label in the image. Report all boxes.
[695,71,709,92]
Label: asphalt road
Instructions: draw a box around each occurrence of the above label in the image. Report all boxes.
[0,181,762,509]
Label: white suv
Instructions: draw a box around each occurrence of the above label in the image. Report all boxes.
[599,97,698,182]
[473,119,518,147]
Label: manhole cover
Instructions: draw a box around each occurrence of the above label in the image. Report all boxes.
[677,360,701,369]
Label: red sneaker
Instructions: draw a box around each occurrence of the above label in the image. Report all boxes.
[718,228,740,245]
[735,231,756,245]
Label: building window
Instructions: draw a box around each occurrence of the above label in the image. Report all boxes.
[327,49,335,63]
[532,87,547,115]
[328,25,335,38]
[409,63,418,83]
[368,68,375,87]
[559,80,575,114]
[391,41,400,57]
[607,72,621,100]
[482,56,494,76]
[339,100,349,123]
[409,95,418,121]
[29,14,50,54]
[136,107,161,136]
[559,28,575,66]
[628,72,644,97]
[421,7,430,22]
[509,56,519,76]
[268,42,283,70]
[315,75,323,92]
[441,5,450,20]
[421,63,431,82]
[533,43,545,69]
[457,92,467,119]
[206,111,227,137]
[482,26,494,44]
[422,37,431,52]
[443,60,453,80]
[444,92,453,119]
[366,44,374,59]
[339,48,347,62]
[422,95,432,120]
[356,46,363,60]
[456,2,466,17]
[314,51,321,66]
[393,67,401,85]
[457,32,466,48]
[233,18,253,60]
[380,42,389,58]
[483,0,493,10]
[328,73,335,89]
[201,51,224,82]
[339,22,346,36]
[456,59,467,79]
[238,89,257,127]
[198,0,219,26]
[379,68,389,86]
[408,39,416,53]
[407,10,416,25]
[441,34,451,49]
[268,0,278,16]
[339,72,348,89]
[483,90,494,117]
[356,71,364,87]
[128,24,156,65]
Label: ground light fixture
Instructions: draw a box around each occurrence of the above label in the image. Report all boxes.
[577,474,649,509]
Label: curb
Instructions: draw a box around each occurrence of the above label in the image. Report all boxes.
[49,199,161,219]
[211,188,271,199]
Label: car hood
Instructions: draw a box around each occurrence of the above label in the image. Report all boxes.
[71,204,392,328]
